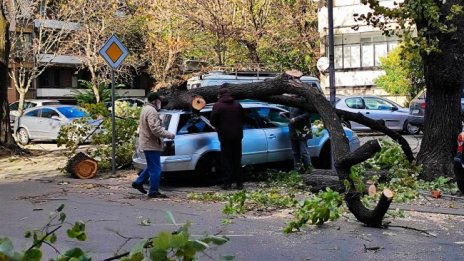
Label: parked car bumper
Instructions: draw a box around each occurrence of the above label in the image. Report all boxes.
[407,115,424,127]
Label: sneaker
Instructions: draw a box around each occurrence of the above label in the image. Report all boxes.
[148,192,168,198]
[132,182,147,194]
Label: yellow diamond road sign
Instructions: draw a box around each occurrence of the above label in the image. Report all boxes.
[99,35,129,69]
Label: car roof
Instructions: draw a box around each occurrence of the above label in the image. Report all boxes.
[23,105,80,113]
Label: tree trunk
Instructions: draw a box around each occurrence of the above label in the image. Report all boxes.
[0,3,18,150]
[17,90,25,116]
[158,72,398,227]
[415,1,464,180]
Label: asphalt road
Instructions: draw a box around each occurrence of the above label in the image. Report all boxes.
[1,172,464,260]
[3,133,464,260]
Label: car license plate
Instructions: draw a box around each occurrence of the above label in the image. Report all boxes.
[412,109,419,114]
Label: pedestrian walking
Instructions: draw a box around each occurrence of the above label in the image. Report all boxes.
[132,92,175,198]
[211,88,245,190]
[288,106,313,173]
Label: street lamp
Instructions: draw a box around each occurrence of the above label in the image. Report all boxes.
[328,0,336,106]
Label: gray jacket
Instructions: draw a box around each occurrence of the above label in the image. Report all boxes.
[138,104,174,151]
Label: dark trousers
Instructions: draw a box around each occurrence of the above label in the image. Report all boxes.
[220,139,243,186]
[291,139,312,171]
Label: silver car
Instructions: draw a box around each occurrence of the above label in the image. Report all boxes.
[336,95,419,134]
[133,102,361,175]
[9,99,61,127]
[14,105,93,145]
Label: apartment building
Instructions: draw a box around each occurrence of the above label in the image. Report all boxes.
[6,0,150,104]
[318,0,405,103]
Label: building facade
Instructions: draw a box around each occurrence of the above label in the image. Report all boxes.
[318,0,406,104]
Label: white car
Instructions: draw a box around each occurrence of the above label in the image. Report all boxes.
[9,99,61,126]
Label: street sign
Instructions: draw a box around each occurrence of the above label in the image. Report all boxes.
[99,34,129,176]
[99,34,129,69]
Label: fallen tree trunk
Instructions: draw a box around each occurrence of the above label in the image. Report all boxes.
[303,170,389,192]
[158,71,398,227]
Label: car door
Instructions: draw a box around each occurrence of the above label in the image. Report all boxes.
[343,97,368,130]
[40,108,63,139]
[362,97,403,129]
[251,107,292,163]
[241,108,268,165]
[20,109,41,138]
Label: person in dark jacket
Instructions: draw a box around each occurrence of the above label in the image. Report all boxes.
[288,106,312,173]
[210,88,245,189]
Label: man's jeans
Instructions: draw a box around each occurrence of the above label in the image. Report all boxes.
[291,139,312,171]
[134,151,161,195]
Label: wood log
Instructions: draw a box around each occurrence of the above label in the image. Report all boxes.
[66,152,98,179]
[191,95,206,111]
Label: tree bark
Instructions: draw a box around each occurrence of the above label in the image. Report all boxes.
[0,3,18,150]
[158,71,397,227]
[415,0,464,180]
[302,170,389,193]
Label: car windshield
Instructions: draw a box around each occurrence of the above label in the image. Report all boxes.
[57,107,86,119]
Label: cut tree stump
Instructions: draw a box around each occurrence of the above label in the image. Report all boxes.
[66,152,98,179]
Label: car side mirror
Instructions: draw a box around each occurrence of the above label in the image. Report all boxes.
[51,115,61,121]
[391,106,398,111]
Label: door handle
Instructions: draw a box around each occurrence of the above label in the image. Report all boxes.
[268,134,276,139]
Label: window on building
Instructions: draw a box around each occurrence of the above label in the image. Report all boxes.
[327,33,399,69]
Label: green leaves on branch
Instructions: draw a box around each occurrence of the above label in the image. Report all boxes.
[284,188,344,233]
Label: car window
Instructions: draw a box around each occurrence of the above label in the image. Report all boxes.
[245,108,271,129]
[363,98,394,110]
[177,112,214,134]
[9,102,19,111]
[42,102,61,106]
[269,108,290,127]
[41,108,59,118]
[160,114,171,130]
[345,98,365,109]
[57,107,86,118]
[25,102,36,109]
[25,109,40,117]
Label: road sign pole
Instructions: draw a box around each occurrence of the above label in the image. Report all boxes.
[111,69,116,175]
[99,34,129,176]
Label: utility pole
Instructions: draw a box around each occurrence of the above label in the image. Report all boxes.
[328,0,336,107]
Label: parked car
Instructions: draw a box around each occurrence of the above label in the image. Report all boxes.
[132,102,361,176]
[9,99,61,126]
[408,89,464,131]
[336,95,419,134]
[14,105,99,145]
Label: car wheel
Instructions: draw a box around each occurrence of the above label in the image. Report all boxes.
[405,121,420,135]
[17,128,30,145]
[341,120,351,129]
[195,153,221,183]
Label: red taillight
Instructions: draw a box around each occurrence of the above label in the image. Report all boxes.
[161,140,175,156]
[420,102,426,109]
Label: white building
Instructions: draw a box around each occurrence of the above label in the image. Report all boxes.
[318,0,405,104]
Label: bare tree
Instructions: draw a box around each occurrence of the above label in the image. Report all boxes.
[8,0,74,116]
[58,0,144,102]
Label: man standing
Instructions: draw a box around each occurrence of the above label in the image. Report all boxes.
[211,88,245,190]
[289,106,312,173]
[132,92,175,198]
